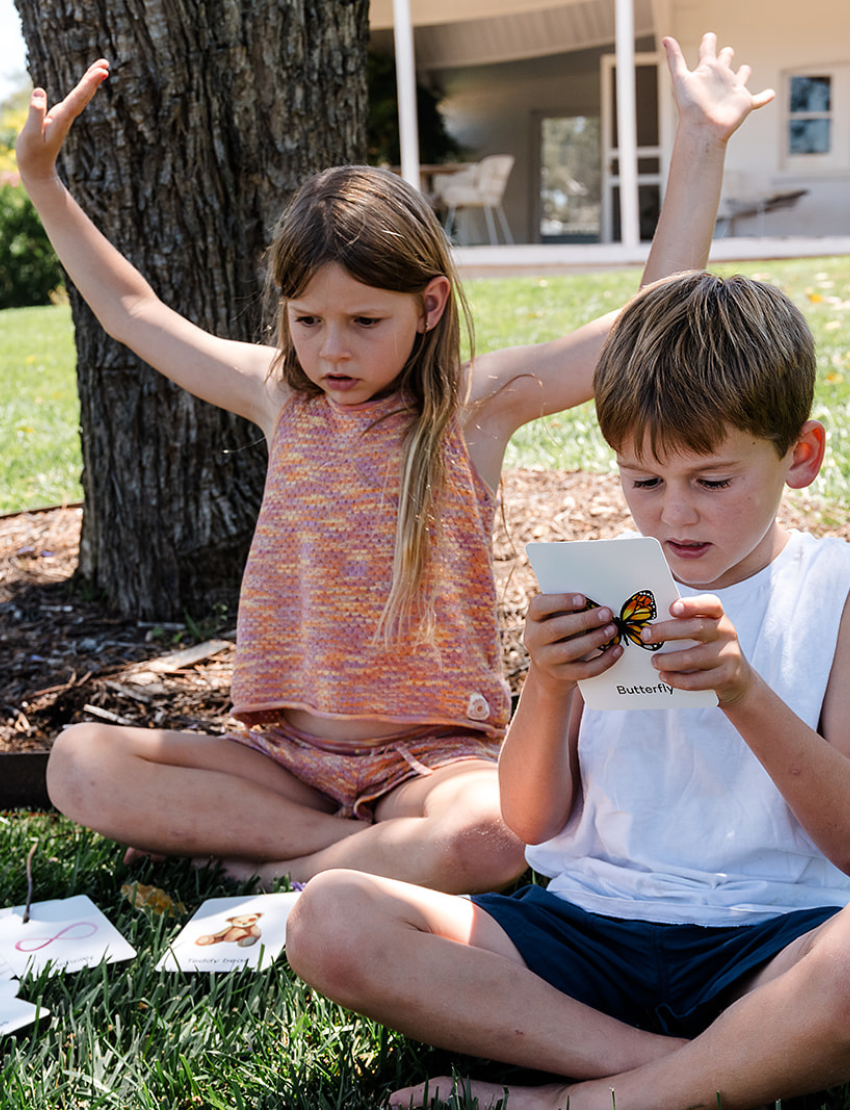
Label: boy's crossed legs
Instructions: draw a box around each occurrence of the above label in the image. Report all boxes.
[46,723,525,893]
[285,869,850,1110]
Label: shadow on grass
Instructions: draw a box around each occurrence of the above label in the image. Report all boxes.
[0,812,847,1110]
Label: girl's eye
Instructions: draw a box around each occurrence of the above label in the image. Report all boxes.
[293,315,319,327]
[354,316,380,328]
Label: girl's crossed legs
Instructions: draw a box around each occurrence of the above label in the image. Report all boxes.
[285,868,850,1110]
[46,722,525,893]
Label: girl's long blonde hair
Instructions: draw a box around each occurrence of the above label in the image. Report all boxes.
[266,165,474,642]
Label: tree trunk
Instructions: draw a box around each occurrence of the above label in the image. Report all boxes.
[14,0,369,619]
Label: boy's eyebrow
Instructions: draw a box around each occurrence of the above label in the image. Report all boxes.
[616,453,745,473]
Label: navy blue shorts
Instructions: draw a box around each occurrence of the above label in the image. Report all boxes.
[473,884,840,1038]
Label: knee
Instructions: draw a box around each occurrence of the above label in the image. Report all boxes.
[46,722,118,817]
[807,920,850,1030]
[435,805,527,895]
[287,870,382,1000]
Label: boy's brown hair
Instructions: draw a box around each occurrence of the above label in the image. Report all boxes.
[594,271,816,460]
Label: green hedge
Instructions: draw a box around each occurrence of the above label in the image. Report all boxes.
[0,182,64,308]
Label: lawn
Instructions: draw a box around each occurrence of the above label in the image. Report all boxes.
[0,302,80,514]
[2,255,850,512]
[0,813,527,1109]
[2,257,850,1107]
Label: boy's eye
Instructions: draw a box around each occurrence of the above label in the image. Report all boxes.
[700,478,732,490]
[632,477,661,490]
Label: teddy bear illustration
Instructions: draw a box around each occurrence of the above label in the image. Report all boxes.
[195,912,263,947]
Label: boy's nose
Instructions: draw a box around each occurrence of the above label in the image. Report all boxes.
[660,493,698,526]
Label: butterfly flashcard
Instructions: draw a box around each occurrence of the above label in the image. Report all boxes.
[585,589,664,652]
[525,537,718,710]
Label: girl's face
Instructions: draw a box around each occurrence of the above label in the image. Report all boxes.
[286,263,447,405]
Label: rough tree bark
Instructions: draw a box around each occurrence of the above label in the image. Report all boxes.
[14,0,369,619]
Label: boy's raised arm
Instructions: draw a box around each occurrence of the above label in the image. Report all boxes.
[16,62,282,433]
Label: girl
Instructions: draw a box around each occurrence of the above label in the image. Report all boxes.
[19,35,772,893]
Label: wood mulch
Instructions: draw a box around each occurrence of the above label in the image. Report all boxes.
[2,470,847,754]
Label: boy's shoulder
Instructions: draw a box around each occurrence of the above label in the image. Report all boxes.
[764,528,850,585]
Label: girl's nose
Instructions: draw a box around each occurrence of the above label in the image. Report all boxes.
[320,327,349,363]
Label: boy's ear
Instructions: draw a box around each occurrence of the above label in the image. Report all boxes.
[786,419,826,489]
[418,275,451,333]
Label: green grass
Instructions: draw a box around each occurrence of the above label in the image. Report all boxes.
[0,303,81,513]
[0,812,530,1109]
[468,256,850,503]
[0,813,847,1109]
[2,256,850,513]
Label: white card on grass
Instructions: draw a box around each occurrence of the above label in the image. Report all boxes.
[0,979,49,1037]
[156,892,301,973]
[526,537,718,710]
[0,894,136,977]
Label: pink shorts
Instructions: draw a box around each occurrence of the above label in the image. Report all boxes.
[227,720,501,820]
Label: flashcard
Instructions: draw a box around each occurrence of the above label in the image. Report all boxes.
[526,537,718,710]
[0,894,136,978]
[0,978,49,1037]
[156,892,301,972]
[0,950,15,982]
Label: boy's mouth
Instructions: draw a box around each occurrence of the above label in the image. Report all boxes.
[667,539,711,558]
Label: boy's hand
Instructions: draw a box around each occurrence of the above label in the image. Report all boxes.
[642,594,755,706]
[16,60,110,184]
[523,592,623,695]
[664,32,774,144]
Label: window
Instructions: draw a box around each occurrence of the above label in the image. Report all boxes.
[784,65,849,171]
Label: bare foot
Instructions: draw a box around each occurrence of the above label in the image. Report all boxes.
[217,857,291,890]
[123,846,168,865]
[387,1076,571,1110]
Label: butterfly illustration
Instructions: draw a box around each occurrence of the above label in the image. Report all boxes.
[584,590,664,652]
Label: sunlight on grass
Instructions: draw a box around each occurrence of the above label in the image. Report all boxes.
[1,256,849,513]
[0,303,81,513]
[469,256,850,506]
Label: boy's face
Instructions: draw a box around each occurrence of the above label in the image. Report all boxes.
[616,425,795,592]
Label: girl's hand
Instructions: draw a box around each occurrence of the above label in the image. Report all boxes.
[16,60,110,184]
[663,32,774,144]
[642,593,755,706]
[523,592,623,695]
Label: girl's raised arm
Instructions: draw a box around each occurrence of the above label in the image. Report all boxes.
[17,61,284,435]
[464,32,774,484]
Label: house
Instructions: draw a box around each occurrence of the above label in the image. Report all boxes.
[369,0,850,257]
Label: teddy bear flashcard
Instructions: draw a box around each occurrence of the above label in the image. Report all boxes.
[156,892,301,972]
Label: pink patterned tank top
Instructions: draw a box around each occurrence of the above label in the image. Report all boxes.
[230,391,510,737]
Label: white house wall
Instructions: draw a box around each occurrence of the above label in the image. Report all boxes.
[401,1,848,242]
[669,0,850,238]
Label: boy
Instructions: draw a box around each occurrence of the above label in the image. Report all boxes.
[286,271,850,1110]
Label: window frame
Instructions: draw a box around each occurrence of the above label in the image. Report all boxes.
[783,63,850,173]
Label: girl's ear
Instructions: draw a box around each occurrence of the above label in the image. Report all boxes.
[417,275,452,333]
[786,419,826,489]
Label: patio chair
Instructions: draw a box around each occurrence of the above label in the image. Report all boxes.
[436,155,515,245]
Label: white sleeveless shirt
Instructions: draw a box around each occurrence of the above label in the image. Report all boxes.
[526,530,850,925]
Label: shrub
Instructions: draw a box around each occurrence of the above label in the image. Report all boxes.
[0,180,64,308]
